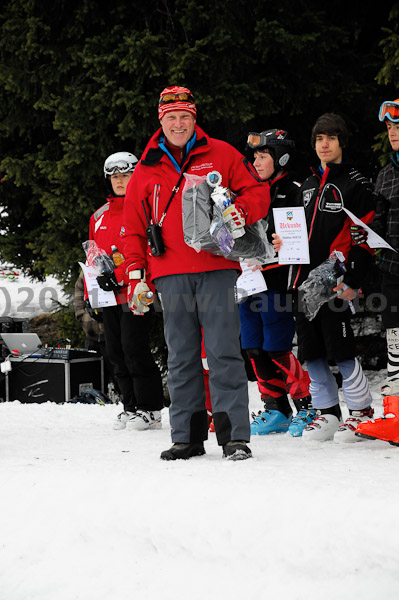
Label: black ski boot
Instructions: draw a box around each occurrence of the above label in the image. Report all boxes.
[160,442,205,461]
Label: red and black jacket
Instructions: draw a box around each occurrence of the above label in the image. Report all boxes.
[289,162,376,291]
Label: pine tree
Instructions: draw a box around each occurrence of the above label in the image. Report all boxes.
[0,0,394,286]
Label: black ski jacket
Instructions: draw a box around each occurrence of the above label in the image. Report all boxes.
[261,172,301,293]
[288,162,375,291]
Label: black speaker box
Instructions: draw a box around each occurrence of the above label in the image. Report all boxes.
[6,357,104,403]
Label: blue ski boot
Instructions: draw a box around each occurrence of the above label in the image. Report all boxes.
[251,395,293,435]
[288,409,316,437]
[250,409,292,435]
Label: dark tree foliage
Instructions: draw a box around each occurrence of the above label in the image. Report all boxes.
[0,0,397,286]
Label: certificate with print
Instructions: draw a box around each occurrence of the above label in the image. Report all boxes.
[235,262,267,302]
[272,206,310,264]
[79,262,117,308]
[343,207,397,252]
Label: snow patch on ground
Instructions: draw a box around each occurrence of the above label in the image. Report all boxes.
[1,377,399,600]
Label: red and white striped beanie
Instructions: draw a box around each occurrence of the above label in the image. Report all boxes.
[158,86,197,120]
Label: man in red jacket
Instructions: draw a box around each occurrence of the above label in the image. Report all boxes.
[89,152,165,430]
[122,86,269,461]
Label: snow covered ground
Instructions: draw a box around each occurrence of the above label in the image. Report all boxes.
[1,274,399,599]
[1,376,399,600]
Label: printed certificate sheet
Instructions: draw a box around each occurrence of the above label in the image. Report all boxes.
[79,262,117,309]
[272,206,310,264]
[235,262,267,302]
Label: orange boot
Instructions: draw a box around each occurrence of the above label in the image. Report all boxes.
[356,395,399,446]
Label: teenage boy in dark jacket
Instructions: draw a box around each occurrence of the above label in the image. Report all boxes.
[275,113,376,442]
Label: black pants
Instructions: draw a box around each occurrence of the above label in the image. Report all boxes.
[295,299,355,363]
[102,304,164,412]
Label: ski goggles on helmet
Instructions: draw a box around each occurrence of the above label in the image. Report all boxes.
[159,92,195,105]
[247,131,295,149]
[247,132,269,149]
[379,100,399,123]
[104,160,136,176]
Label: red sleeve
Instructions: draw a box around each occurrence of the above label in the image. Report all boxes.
[122,168,151,271]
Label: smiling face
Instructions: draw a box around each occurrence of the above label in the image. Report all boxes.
[387,121,399,152]
[314,134,343,170]
[110,172,132,196]
[160,110,196,148]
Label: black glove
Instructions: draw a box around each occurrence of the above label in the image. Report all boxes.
[96,272,120,292]
[84,300,103,322]
[350,225,368,245]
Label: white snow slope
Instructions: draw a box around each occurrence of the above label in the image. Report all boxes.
[1,378,399,600]
[0,277,399,600]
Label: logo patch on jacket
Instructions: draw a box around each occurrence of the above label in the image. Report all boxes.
[318,183,343,212]
[302,188,315,208]
[190,162,214,173]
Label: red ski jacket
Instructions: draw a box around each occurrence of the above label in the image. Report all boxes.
[122,125,269,282]
[88,195,130,304]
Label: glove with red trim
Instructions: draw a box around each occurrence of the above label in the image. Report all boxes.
[126,268,154,315]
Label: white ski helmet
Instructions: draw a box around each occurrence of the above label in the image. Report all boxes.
[103,152,138,178]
